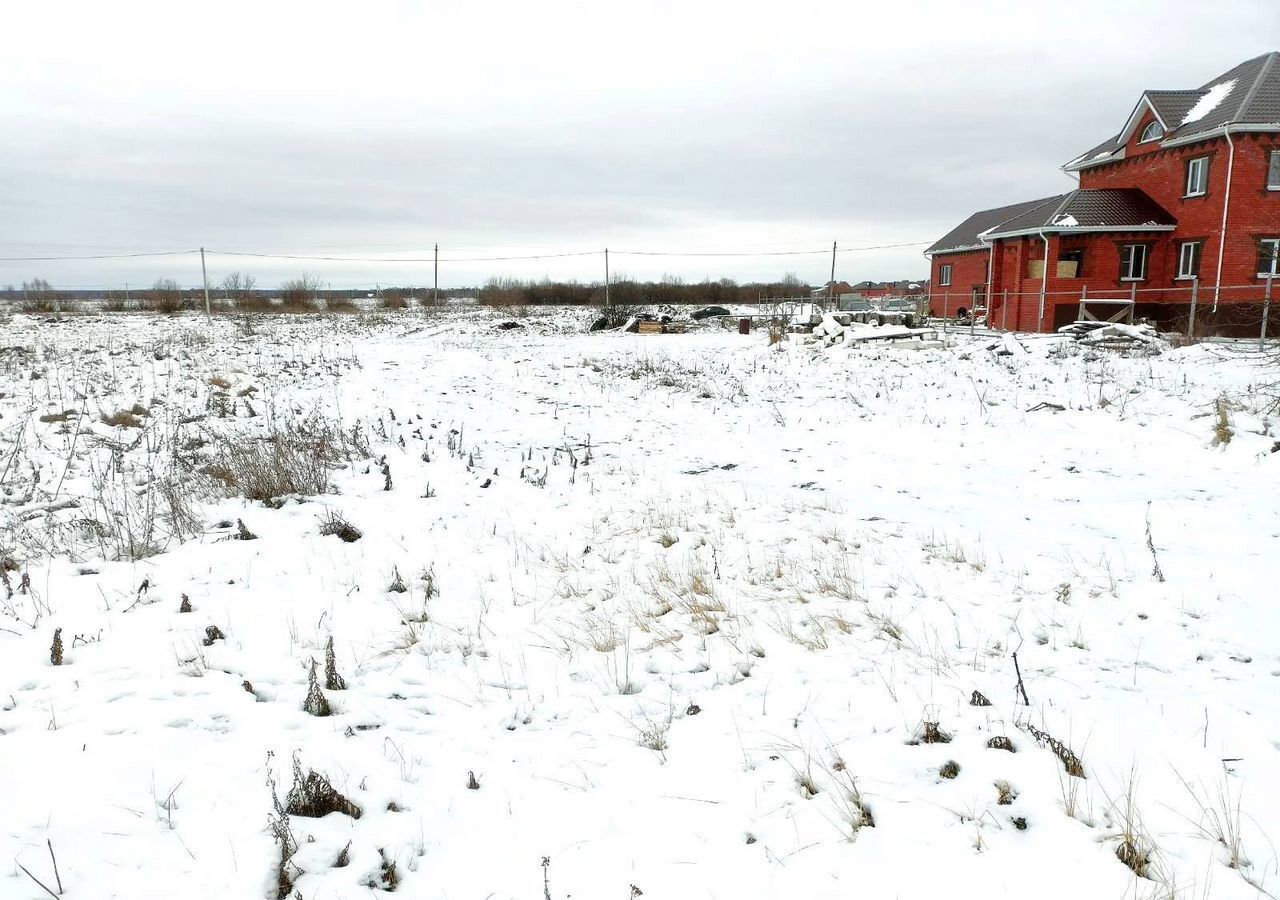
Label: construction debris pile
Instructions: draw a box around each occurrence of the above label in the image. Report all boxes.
[1057,321,1168,350]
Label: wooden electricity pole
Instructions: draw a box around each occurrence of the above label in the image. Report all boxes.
[827,241,837,310]
[200,247,211,321]
[604,248,611,317]
[433,242,439,307]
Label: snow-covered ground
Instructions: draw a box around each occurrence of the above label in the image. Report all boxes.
[1,306,1278,900]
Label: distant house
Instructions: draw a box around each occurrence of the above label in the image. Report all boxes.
[812,281,856,301]
[850,279,927,299]
[927,52,1280,332]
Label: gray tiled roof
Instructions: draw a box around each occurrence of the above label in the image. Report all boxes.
[1066,51,1280,169]
[983,189,1176,236]
[926,195,1065,255]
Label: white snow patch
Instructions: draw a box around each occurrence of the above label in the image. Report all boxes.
[1181,79,1237,126]
[1052,214,1079,227]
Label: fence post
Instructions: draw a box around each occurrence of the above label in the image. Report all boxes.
[943,292,949,333]
[1001,289,1008,332]
[1079,285,1087,323]
[1187,277,1198,340]
[1263,272,1273,348]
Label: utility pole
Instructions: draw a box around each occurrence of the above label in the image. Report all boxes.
[433,242,439,307]
[1188,277,1199,340]
[1263,266,1274,348]
[200,247,211,321]
[604,248,611,318]
[827,241,837,310]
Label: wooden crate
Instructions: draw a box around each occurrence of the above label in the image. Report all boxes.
[637,321,664,334]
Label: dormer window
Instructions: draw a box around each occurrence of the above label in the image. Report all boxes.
[1139,121,1163,143]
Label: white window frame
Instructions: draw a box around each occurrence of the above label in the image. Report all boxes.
[1258,238,1280,278]
[1138,121,1163,144]
[1268,150,1280,191]
[1177,241,1202,280]
[938,264,952,287]
[1120,243,1148,282]
[1185,156,1209,197]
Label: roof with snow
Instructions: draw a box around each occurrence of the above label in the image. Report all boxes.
[981,189,1177,238]
[1065,51,1280,172]
[925,195,1065,255]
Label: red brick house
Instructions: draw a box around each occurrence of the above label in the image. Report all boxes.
[927,52,1280,333]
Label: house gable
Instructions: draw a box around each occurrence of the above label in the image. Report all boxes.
[1065,51,1280,173]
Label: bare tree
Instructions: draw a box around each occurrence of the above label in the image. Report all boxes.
[221,272,257,301]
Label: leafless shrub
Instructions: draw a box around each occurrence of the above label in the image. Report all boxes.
[148,279,184,314]
[179,594,192,613]
[940,760,961,779]
[987,735,1016,752]
[970,690,992,707]
[302,658,332,716]
[324,636,346,690]
[279,274,322,311]
[19,278,61,313]
[50,627,63,665]
[996,780,1017,806]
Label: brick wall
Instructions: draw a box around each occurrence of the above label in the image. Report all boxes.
[928,250,989,316]
[1081,131,1280,291]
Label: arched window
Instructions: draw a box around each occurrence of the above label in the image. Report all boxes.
[1139,120,1163,143]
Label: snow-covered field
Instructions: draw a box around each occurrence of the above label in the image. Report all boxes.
[1,306,1278,900]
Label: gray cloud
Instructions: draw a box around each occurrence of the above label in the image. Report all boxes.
[2,0,1276,290]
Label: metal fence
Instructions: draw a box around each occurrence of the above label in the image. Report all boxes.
[929,277,1277,344]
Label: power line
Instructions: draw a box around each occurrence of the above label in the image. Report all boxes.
[208,249,603,263]
[0,249,198,262]
[0,240,932,266]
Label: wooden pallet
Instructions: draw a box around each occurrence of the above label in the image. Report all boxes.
[637,321,664,334]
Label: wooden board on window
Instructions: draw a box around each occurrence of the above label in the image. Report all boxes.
[1027,260,1045,279]
[1057,260,1079,278]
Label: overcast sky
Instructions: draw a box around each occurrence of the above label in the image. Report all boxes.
[2,0,1276,291]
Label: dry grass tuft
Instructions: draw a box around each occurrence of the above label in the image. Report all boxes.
[209,416,350,502]
[284,752,361,819]
[919,721,952,744]
[319,510,362,543]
